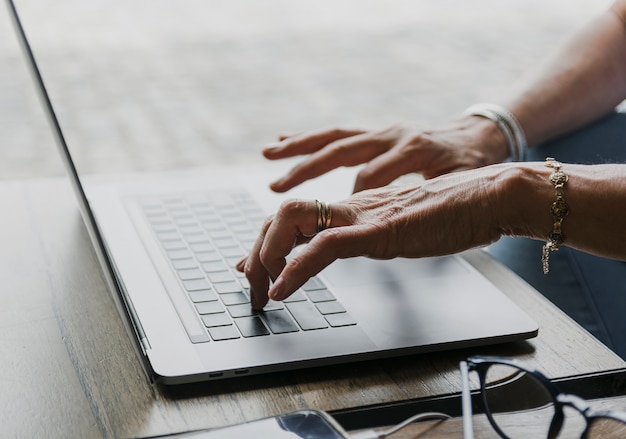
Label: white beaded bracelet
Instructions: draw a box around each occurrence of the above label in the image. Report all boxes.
[464,103,527,161]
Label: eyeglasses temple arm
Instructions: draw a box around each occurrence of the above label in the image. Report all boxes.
[460,361,475,439]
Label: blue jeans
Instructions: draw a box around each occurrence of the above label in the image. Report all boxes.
[488,111,626,359]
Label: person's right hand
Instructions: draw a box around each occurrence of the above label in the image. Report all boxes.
[239,161,543,309]
[262,116,509,193]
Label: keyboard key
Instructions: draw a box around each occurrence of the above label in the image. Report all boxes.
[261,310,299,334]
[221,247,245,259]
[185,234,211,244]
[230,224,253,234]
[262,300,284,311]
[167,249,192,260]
[224,217,248,227]
[227,304,255,318]
[145,211,168,221]
[190,243,215,253]
[208,325,240,341]
[180,225,204,235]
[306,289,336,303]
[174,218,197,228]
[208,230,232,240]
[234,316,270,337]
[221,292,250,306]
[163,240,187,251]
[286,302,329,330]
[207,271,236,283]
[201,261,228,272]
[201,312,232,327]
[225,256,244,268]
[301,277,326,291]
[325,313,357,327]
[177,268,205,281]
[153,223,176,233]
[202,222,227,232]
[315,301,346,315]
[183,279,212,291]
[239,240,255,252]
[214,281,243,294]
[172,258,198,270]
[237,277,250,290]
[188,289,218,303]
[214,237,238,249]
[195,301,225,315]
[283,290,307,302]
[196,251,221,263]
[157,231,180,242]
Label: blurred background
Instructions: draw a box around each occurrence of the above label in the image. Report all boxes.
[0,0,612,180]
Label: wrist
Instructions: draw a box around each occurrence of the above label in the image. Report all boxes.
[454,114,511,164]
[492,162,554,241]
[463,103,528,162]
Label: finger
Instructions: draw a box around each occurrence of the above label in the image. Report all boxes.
[257,199,321,278]
[268,224,372,301]
[235,257,246,272]
[353,146,419,192]
[247,199,325,308]
[244,218,274,309]
[269,133,391,193]
[260,198,356,301]
[277,132,301,141]
[262,200,359,299]
[262,127,365,160]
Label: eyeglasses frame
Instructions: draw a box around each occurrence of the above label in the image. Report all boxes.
[460,355,626,439]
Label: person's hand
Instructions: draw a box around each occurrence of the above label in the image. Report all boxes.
[263,116,509,194]
[239,163,519,309]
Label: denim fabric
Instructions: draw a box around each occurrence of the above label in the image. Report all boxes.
[488,111,626,359]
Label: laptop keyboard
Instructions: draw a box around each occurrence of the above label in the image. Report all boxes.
[138,191,356,342]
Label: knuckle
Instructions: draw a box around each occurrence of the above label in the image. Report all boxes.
[261,215,274,231]
[287,255,307,274]
[356,167,376,184]
[403,132,429,150]
[277,198,312,221]
[328,127,345,138]
[279,198,305,214]
[243,261,256,278]
[258,247,269,266]
[317,227,343,247]
[330,139,352,155]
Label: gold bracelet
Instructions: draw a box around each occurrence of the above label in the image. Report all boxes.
[542,157,569,274]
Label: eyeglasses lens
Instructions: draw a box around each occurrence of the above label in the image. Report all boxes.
[587,416,626,437]
[483,364,555,439]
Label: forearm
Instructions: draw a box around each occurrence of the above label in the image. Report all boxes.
[500,0,626,146]
[499,162,626,261]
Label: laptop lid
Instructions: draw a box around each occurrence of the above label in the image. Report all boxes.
[5,0,154,379]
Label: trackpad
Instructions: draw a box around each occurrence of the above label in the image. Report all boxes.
[318,256,536,348]
[321,256,471,287]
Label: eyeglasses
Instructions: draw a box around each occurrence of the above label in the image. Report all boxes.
[460,356,626,439]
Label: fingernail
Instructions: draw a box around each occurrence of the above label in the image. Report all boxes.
[269,179,286,192]
[235,257,246,272]
[263,144,281,153]
[268,277,286,301]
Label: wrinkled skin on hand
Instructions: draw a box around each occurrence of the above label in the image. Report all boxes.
[263,118,507,194]
[239,164,510,309]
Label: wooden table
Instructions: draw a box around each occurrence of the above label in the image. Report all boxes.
[2,177,625,438]
[358,394,626,438]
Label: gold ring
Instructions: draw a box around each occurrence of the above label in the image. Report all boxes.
[315,200,332,233]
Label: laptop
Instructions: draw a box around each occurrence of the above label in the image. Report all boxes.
[7,0,538,385]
